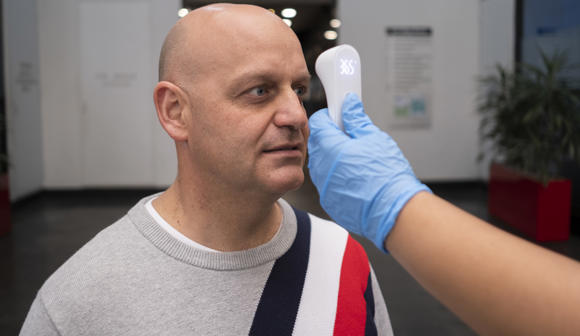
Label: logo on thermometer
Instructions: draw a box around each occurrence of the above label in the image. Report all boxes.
[339,58,357,75]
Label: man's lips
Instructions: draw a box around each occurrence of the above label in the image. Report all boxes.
[263,143,303,153]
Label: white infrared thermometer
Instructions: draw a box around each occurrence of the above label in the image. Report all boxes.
[315,44,362,131]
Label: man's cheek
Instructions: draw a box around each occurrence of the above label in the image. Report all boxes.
[304,125,310,141]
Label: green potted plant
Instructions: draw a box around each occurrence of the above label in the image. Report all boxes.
[478,50,580,241]
[0,97,10,236]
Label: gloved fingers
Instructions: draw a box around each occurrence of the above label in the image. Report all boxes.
[342,93,381,139]
[308,108,349,148]
[308,108,352,196]
[308,107,335,130]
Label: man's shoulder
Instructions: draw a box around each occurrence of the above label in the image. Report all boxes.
[305,212,348,243]
[38,214,143,302]
[297,210,369,263]
[305,211,347,233]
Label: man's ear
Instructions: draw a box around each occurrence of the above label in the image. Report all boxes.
[153,81,189,141]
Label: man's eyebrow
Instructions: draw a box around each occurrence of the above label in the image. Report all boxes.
[231,70,312,88]
[295,72,312,83]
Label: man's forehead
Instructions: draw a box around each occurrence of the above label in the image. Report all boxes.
[220,38,310,82]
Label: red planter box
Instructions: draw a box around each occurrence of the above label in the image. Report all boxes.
[0,174,10,236]
[488,163,571,242]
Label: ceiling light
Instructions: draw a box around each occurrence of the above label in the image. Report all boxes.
[324,30,338,40]
[177,8,189,18]
[283,19,292,27]
[281,8,297,18]
[330,19,341,28]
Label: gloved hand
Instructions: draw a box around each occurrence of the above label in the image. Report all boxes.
[308,93,431,252]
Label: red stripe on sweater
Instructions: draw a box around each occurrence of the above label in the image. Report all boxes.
[333,235,371,335]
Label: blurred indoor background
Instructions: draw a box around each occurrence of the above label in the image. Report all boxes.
[1,0,579,335]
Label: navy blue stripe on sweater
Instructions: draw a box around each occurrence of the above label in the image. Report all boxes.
[364,272,378,336]
[249,208,311,336]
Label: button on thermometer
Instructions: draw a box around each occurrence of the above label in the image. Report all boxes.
[315,44,362,131]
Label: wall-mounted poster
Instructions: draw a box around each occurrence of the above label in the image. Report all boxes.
[385,26,433,128]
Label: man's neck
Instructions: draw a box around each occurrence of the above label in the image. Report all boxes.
[152,179,282,252]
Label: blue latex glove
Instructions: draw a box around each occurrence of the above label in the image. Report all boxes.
[308,93,431,252]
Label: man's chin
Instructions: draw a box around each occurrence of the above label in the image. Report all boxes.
[267,171,305,195]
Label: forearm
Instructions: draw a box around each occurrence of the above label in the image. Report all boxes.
[386,192,580,335]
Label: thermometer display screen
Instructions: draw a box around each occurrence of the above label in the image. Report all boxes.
[339,58,357,75]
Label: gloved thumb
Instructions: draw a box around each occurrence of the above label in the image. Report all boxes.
[342,93,380,138]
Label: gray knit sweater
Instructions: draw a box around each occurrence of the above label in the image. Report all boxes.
[20,196,392,335]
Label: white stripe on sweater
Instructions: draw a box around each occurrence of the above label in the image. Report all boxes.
[292,215,349,335]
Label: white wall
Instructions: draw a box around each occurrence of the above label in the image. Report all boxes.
[38,0,179,189]
[338,0,514,181]
[479,0,515,179]
[37,0,82,189]
[2,0,44,200]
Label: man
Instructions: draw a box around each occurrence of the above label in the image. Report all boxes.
[20,4,392,335]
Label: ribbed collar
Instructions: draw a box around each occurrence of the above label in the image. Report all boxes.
[128,194,297,271]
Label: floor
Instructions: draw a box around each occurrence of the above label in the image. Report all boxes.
[1,180,579,335]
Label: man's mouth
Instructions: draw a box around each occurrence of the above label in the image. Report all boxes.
[263,143,301,153]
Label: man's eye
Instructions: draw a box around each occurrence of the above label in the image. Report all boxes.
[294,86,307,96]
[249,86,267,96]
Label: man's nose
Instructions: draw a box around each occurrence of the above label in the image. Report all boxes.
[273,88,308,130]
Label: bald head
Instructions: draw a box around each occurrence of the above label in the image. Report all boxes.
[158,3,298,83]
